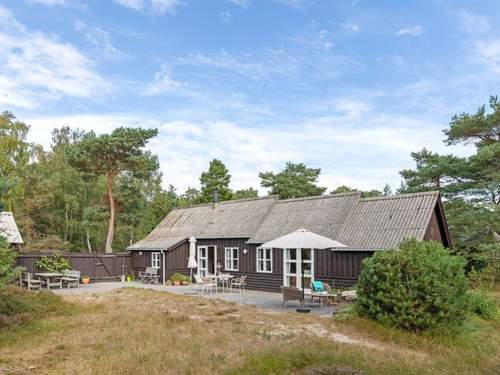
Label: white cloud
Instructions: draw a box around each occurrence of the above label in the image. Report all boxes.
[318,30,333,51]
[473,38,500,73]
[220,11,232,23]
[459,11,490,34]
[395,25,423,37]
[227,0,250,9]
[142,64,181,95]
[0,6,109,109]
[114,0,181,15]
[341,22,360,32]
[24,105,473,195]
[74,21,127,61]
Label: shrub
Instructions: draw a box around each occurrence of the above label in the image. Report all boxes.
[0,236,22,288]
[35,252,71,273]
[356,239,469,331]
[468,289,498,319]
[0,286,71,329]
[170,272,189,283]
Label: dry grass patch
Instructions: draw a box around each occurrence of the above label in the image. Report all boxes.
[0,288,499,375]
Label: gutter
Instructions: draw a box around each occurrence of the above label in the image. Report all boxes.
[160,250,166,285]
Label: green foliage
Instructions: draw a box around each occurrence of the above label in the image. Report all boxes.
[199,159,232,203]
[356,239,469,331]
[330,185,386,198]
[0,237,22,288]
[467,289,498,319]
[0,286,70,329]
[170,272,189,283]
[35,252,71,273]
[260,162,327,199]
[399,96,500,271]
[232,187,259,200]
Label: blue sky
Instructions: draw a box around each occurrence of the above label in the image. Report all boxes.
[1,0,499,194]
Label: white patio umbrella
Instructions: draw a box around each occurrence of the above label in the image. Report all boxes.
[260,229,346,313]
[188,237,198,284]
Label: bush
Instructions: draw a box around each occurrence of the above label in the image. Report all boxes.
[0,236,22,288]
[35,252,71,273]
[468,289,498,319]
[356,239,469,331]
[170,272,189,283]
[0,286,71,329]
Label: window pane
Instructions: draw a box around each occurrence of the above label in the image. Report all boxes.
[233,248,238,258]
[287,262,296,274]
[266,249,271,260]
[233,259,238,270]
[258,260,263,271]
[266,260,271,272]
[302,249,311,261]
[287,249,296,260]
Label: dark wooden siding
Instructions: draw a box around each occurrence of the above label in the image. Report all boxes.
[314,250,374,288]
[130,238,373,292]
[17,253,131,281]
[423,207,444,243]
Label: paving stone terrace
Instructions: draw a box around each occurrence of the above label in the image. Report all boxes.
[52,281,344,316]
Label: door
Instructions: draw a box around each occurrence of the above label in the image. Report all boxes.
[283,248,314,291]
[197,245,217,276]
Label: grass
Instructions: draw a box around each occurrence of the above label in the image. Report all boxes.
[0,287,499,374]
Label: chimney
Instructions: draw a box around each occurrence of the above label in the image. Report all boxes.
[212,190,219,209]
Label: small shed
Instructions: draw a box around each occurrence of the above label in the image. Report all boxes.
[0,211,23,245]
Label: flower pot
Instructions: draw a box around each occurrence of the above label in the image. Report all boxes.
[82,277,90,285]
[181,281,189,286]
[126,276,134,282]
[173,280,181,286]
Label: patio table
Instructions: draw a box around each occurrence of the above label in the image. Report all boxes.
[35,272,64,289]
[206,274,234,293]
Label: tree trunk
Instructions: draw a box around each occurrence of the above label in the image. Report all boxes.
[86,229,92,253]
[105,171,115,253]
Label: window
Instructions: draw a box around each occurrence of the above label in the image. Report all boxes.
[257,248,272,273]
[151,252,161,268]
[225,247,239,271]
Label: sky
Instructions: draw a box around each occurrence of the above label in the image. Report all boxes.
[1,0,499,195]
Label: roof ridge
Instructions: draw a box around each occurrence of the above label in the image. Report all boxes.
[360,191,440,202]
[170,195,279,210]
[278,192,361,203]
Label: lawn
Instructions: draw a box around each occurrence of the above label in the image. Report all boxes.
[0,288,499,375]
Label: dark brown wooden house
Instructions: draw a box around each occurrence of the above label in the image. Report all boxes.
[127,191,451,292]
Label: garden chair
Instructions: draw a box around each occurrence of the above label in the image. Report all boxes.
[280,286,304,307]
[201,276,216,294]
[19,272,42,291]
[310,281,329,307]
[230,275,247,293]
[61,270,80,288]
[138,267,159,284]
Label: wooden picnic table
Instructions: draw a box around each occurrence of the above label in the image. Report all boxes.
[35,272,64,289]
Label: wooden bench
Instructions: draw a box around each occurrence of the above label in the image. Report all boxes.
[280,286,304,307]
[61,270,80,288]
[19,272,42,291]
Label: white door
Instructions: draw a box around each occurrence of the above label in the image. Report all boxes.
[283,248,314,291]
[197,246,208,276]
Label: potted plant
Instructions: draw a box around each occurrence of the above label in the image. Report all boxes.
[170,273,185,286]
[181,275,190,286]
[126,274,134,282]
[81,276,90,284]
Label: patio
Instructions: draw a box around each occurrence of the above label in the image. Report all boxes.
[52,281,343,316]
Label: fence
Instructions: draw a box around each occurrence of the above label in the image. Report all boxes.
[17,252,132,281]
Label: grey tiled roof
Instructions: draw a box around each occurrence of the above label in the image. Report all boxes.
[127,196,277,250]
[128,191,441,251]
[247,192,361,244]
[336,191,440,250]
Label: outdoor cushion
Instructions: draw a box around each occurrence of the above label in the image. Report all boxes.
[312,281,323,292]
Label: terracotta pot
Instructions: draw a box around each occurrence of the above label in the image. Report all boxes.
[173,280,181,286]
[82,277,90,285]
[181,281,189,286]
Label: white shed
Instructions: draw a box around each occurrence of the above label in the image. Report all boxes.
[0,211,23,245]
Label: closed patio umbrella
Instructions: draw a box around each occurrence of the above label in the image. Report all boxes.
[188,237,198,285]
[260,229,346,313]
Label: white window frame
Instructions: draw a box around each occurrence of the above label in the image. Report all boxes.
[224,247,239,271]
[151,252,161,269]
[256,247,272,273]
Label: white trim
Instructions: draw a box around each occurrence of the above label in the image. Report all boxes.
[282,248,314,291]
[224,247,239,271]
[256,247,272,273]
[197,245,217,276]
[151,252,161,269]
